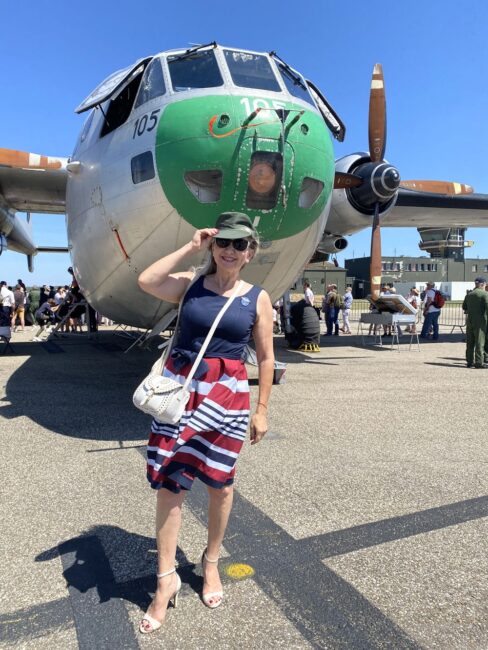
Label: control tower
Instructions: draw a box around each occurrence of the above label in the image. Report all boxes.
[417,227,474,262]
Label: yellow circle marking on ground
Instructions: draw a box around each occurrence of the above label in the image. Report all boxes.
[225,563,255,580]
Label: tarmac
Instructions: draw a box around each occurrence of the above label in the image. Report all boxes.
[1,325,488,650]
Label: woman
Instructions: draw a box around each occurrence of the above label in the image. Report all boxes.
[406,287,420,333]
[137,212,274,634]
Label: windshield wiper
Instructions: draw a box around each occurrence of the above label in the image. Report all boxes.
[269,51,307,91]
[170,41,217,62]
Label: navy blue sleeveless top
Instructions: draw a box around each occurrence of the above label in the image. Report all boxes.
[172,276,261,367]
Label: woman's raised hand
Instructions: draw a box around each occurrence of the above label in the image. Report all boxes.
[191,228,219,252]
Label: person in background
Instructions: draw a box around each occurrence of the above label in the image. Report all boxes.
[323,284,339,336]
[380,285,392,335]
[405,288,420,333]
[11,285,26,331]
[303,281,314,307]
[27,286,40,325]
[420,281,441,340]
[32,298,58,341]
[39,285,51,305]
[54,286,66,305]
[0,281,15,319]
[341,286,353,334]
[462,277,488,368]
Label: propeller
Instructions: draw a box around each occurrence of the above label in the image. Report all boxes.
[332,64,474,301]
[368,64,388,300]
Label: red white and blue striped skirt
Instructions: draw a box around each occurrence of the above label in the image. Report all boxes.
[146,357,250,493]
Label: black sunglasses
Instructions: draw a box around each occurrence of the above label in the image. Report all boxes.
[214,237,251,252]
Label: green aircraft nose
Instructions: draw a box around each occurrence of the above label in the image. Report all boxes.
[155,94,334,240]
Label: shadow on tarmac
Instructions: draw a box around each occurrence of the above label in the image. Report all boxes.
[4,490,488,648]
[1,335,157,441]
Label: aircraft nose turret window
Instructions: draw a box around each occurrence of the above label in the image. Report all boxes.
[299,177,324,208]
[135,58,166,108]
[223,50,281,92]
[168,50,223,92]
[184,170,223,203]
[246,152,283,210]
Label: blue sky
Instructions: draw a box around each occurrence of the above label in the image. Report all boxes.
[1,0,487,284]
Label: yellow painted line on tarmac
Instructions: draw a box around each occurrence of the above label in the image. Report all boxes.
[225,563,255,580]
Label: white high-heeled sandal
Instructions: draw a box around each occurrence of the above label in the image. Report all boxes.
[139,567,182,634]
[201,548,223,609]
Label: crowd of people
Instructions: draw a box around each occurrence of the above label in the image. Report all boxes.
[294,281,445,341]
[0,268,102,342]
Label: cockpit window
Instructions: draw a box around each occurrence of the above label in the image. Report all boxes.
[223,50,281,92]
[135,58,166,108]
[168,49,223,92]
[277,64,315,106]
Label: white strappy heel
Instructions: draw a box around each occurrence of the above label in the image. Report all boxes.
[139,567,181,634]
[201,548,223,609]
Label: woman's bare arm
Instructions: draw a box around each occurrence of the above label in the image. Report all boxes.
[250,290,274,445]
[138,228,218,303]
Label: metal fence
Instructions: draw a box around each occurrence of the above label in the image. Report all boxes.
[290,293,466,330]
[348,300,466,329]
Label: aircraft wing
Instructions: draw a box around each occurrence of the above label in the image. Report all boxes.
[382,188,488,228]
[0,148,68,213]
[0,148,68,258]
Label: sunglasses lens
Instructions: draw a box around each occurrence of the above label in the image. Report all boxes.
[215,238,231,249]
[215,238,250,251]
[232,239,249,252]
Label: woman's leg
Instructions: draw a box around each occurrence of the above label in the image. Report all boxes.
[142,488,186,626]
[203,485,234,605]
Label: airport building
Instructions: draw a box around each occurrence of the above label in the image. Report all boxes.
[344,255,488,298]
[291,262,347,298]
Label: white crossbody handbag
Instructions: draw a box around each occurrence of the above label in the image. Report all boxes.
[133,280,243,423]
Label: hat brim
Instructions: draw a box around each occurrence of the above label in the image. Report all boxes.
[215,226,255,239]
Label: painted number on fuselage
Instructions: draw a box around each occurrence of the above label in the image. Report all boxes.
[240,97,286,114]
[133,109,161,139]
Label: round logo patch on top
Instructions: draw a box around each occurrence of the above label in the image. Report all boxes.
[240,296,250,307]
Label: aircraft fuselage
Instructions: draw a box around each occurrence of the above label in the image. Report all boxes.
[67,46,336,327]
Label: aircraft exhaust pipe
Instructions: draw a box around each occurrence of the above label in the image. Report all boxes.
[316,234,348,254]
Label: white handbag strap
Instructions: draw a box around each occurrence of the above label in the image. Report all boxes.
[153,285,188,375]
[182,280,243,389]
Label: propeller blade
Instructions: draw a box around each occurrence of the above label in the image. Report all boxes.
[368,64,386,163]
[333,171,363,189]
[370,203,382,301]
[400,180,473,195]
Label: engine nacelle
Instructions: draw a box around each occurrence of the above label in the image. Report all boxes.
[316,234,348,254]
[326,153,399,236]
[0,202,15,237]
[0,202,36,255]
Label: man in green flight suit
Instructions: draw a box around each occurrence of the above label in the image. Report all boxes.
[462,277,488,368]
